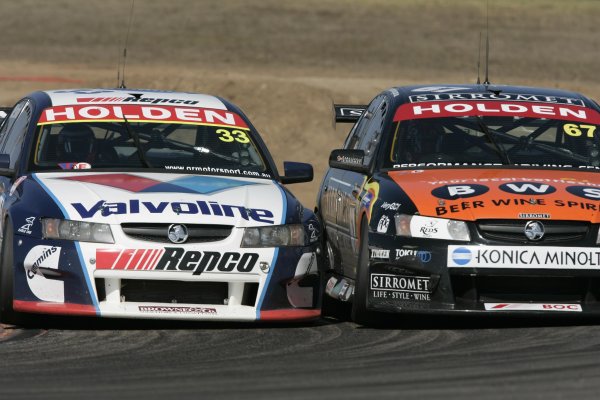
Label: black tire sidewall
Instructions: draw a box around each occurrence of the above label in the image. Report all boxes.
[351,216,371,323]
[0,221,16,322]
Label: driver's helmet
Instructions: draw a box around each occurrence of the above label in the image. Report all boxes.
[57,124,96,162]
[401,120,445,161]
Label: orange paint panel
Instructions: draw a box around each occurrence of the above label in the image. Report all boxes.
[388,169,600,222]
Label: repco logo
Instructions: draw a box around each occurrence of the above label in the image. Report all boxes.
[155,247,259,275]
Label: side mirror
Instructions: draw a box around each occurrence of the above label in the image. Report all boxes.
[280,161,313,184]
[328,149,369,174]
[0,154,14,177]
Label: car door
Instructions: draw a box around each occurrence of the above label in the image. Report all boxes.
[337,95,387,278]
[0,99,34,233]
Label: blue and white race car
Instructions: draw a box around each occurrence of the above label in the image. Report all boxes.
[0,89,321,323]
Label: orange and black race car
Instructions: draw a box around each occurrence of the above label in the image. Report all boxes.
[317,84,600,324]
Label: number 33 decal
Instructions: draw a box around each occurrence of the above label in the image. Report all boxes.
[216,129,250,143]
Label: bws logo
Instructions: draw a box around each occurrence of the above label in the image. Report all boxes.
[96,248,259,275]
[72,199,274,224]
[499,182,556,195]
[566,186,600,200]
[431,184,489,200]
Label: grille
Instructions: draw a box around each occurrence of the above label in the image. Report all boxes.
[121,223,233,243]
[451,275,600,303]
[96,278,259,306]
[477,220,589,244]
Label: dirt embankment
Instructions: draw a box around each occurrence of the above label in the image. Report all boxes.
[0,0,597,206]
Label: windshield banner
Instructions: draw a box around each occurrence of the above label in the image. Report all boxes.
[37,105,249,129]
[393,101,600,124]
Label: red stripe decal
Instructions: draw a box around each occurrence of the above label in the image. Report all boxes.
[126,249,145,270]
[95,249,122,270]
[260,309,321,321]
[113,249,135,269]
[13,300,96,316]
[145,249,163,270]
[135,250,152,270]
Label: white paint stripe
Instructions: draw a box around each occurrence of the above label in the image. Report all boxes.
[146,249,163,270]
[329,177,352,187]
[111,250,125,270]
[133,249,148,270]
[124,250,139,270]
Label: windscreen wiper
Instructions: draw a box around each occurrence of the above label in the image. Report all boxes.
[122,116,152,168]
[474,115,512,165]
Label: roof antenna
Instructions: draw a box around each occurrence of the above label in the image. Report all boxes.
[476,32,482,84]
[118,0,136,89]
[483,0,491,85]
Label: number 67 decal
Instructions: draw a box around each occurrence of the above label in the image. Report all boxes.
[563,123,597,138]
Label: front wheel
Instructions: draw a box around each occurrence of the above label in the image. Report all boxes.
[0,222,21,325]
[351,216,377,326]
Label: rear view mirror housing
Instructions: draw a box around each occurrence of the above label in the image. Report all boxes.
[328,149,369,174]
[280,161,313,184]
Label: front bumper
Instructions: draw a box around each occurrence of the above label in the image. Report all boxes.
[13,234,321,322]
[365,235,600,316]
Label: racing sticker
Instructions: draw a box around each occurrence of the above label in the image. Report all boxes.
[37,104,249,129]
[388,169,600,221]
[138,305,217,314]
[96,248,259,275]
[23,245,64,302]
[18,216,35,235]
[393,101,600,124]
[370,249,390,260]
[395,248,432,263]
[484,303,582,312]
[448,245,600,269]
[408,92,585,106]
[409,215,456,240]
[370,273,431,301]
[377,215,390,233]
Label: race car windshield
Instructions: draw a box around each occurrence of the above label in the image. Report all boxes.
[385,116,600,170]
[30,119,272,178]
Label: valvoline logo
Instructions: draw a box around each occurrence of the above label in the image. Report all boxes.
[71,199,274,224]
[451,247,472,266]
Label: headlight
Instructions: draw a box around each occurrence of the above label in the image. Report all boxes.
[394,214,470,241]
[42,218,114,244]
[241,224,305,247]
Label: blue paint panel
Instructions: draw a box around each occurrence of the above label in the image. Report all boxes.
[256,181,287,319]
[139,182,197,194]
[30,174,99,313]
[170,175,257,195]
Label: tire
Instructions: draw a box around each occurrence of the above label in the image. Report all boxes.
[315,223,351,320]
[0,222,21,325]
[351,216,378,326]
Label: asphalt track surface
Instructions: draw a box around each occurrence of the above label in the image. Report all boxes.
[1,314,600,400]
